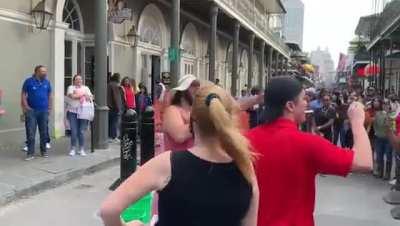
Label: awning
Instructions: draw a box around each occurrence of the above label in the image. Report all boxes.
[364,63,381,76]
[356,67,366,77]
[302,64,315,73]
[352,60,369,70]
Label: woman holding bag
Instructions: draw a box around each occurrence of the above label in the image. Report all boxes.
[66,74,93,157]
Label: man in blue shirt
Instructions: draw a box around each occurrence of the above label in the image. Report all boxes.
[21,65,52,160]
[309,88,328,112]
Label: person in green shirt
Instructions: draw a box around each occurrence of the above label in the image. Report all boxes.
[373,98,393,180]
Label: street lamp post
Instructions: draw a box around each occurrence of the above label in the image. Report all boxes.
[31,0,53,30]
[126,25,140,47]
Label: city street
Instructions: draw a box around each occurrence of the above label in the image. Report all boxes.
[0,166,119,226]
[0,166,398,226]
[1,0,400,225]
[315,174,398,226]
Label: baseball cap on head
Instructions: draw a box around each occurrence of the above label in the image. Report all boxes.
[172,74,198,91]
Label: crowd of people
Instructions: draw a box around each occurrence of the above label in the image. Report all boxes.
[19,65,397,225]
[106,73,152,143]
[100,74,398,226]
[304,86,400,184]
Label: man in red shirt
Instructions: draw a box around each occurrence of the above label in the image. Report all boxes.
[246,77,372,226]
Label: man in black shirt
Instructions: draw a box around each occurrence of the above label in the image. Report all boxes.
[313,94,336,142]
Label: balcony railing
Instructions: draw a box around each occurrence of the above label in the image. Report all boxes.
[218,0,290,56]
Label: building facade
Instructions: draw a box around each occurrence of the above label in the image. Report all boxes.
[281,0,304,48]
[310,47,335,87]
[354,0,400,97]
[0,0,290,149]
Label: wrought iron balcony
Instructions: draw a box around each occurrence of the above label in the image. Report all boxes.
[216,0,290,57]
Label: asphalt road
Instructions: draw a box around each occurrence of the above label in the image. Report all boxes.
[0,166,398,226]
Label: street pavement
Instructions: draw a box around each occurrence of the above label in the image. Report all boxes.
[315,174,399,226]
[0,166,399,226]
[0,166,119,226]
[0,136,120,206]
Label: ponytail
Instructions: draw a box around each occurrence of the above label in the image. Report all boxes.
[208,97,255,183]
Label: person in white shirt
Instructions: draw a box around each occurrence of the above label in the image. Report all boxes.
[66,74,93,156]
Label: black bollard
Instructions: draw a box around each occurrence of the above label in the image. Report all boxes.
[109,109,138,191]
[140,106,154,165]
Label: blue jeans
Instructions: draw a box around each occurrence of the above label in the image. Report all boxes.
[374,136,393,167]
[108,110,120,139]
[25,110,49,156]
[24,124,50,146]
[67,111,89,150]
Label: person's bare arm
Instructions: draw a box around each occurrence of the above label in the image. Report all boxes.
[100,152,171,226]
[241,175,259,226]
[237,95,264,111]
[68,93,81,100]
[317,119,334,131]
[348,102,373,172]
[162,106,192,143]
[67,86,82,100]
[21,91,31,112]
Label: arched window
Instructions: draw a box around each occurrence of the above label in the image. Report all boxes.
[63,0,81,31]
[138,4,166,47]
[181,23,199,57]
[139,17,162,46]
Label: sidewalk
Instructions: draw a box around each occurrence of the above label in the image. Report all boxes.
[0,136,120,206]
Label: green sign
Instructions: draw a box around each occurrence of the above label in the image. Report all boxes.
[168,47,180,62]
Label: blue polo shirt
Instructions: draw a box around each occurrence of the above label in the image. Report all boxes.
[22,76,52,111]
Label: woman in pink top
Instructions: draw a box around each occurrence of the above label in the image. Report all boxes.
[162,74,200,151]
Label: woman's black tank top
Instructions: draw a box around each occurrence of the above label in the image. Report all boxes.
[156,151,252,226]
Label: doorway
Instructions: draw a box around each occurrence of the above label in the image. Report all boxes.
[140,54,161,100]
[64,40,95,92]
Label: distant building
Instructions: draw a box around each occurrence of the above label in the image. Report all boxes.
[310,47,336,87]
[281,0,305,48]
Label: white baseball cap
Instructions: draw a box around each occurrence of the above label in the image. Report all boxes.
[172,74,198,91]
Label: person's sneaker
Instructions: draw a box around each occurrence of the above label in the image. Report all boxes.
[114,138,121,143]
[25,155,35,161]
[69,149,76,156]
[46,143,51,150]
[41,152,49,158]
[22,146,28,152]
[78,149,87,156]
[390,179,397,185]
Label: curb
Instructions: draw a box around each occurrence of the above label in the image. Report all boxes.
[0,157,119,206]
